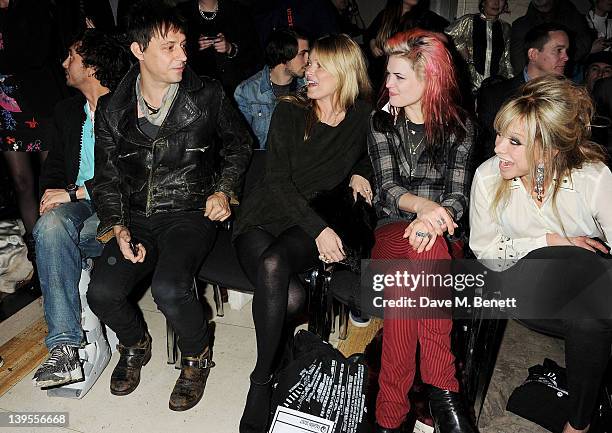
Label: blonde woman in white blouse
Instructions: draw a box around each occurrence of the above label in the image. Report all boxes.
[470,75,612,433]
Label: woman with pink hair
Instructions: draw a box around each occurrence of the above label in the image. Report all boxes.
[368,29,476,433]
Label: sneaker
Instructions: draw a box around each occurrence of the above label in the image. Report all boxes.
[32,345,83,387]
[349,310,371,328]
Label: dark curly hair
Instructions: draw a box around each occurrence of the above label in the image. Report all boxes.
[75,29,133,91]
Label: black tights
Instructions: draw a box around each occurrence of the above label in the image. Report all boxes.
[2,151,47,234]
[235,226,318,382]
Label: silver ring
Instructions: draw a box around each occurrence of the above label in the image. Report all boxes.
[415,231,429,238]
[437,219,445,226]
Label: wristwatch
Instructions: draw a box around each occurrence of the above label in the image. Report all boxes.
[65,183,78,202]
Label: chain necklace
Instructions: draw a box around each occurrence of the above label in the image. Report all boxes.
[199,1,218,20]
[402,121,424,177]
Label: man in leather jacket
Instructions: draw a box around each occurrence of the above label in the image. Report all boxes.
[87,1,252,411]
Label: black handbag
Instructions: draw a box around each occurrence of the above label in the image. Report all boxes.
[308,182,377,273]
[506,358,571,433]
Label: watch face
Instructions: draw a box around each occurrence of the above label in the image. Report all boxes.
[66,183,77,192]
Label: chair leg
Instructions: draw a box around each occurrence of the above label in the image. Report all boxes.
[212,284,224,317]
[338,303,349,341]
[166,320,177,365]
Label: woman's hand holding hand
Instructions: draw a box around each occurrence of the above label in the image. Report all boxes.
[349,174,373,205]
[316,227,346,263]
[404,218,437,253]
[414,199,458,236]
[546,233,609,254]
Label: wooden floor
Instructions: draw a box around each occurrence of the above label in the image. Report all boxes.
[0,317,47,397]
[337,317,383,357]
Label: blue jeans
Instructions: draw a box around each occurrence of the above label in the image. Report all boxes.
[33,201,102,349]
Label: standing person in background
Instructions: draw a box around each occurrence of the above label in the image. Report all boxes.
[586,0,612,53]
[82,0,132,33]
[509,0,591,74]
[446,0,512,94]
[365,0,449,89]
[178,0,262,94]
[368,28,476,433]
[0,0,68,262]
[234,34,373,433]
[253,0,339,49]
[234,28,309,149]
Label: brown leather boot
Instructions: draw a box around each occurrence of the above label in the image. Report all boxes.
[168,347,214,411]
[110,332,152,396]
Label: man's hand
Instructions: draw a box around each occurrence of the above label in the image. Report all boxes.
[40,187,88,214]
[39,189,70,214]
[204,191,231,221]
[113,225,146,263]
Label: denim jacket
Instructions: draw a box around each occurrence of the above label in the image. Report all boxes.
[234,65,304,148]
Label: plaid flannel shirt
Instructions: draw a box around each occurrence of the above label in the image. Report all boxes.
[367,110,476,225]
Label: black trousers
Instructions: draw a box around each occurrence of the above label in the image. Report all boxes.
[500,246,612,429]
[88,211,217,356]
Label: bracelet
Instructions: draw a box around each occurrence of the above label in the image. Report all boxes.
[227,42,238,59]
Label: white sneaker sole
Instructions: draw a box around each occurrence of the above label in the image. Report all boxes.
[33,367,84,388]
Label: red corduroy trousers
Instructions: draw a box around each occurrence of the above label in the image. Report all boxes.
[372,221,460,429]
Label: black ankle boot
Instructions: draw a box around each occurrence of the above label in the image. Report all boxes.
[169,346,214,411]
[110,332,152,396]
[428,386,477,433]
[239,374,274,433]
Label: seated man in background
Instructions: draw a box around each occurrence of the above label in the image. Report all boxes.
[478,23,569,162]
[87,1,252,411]
[32,29,132,387]
[584,51,612,93]
[234,28,309,149]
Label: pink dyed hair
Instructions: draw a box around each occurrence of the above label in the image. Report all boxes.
[382,28,466,146]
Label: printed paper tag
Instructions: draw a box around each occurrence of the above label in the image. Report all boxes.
[413,420,435,433]
[269,406,335,433]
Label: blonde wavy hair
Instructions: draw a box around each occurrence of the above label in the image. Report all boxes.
[281,34,372,140]
[492,75,607,213]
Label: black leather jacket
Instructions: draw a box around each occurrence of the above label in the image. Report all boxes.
[92,65,252,241]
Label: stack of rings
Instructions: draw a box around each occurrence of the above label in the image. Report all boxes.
[319,254,331,263]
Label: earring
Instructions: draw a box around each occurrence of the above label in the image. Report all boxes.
[534,161,545,202]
